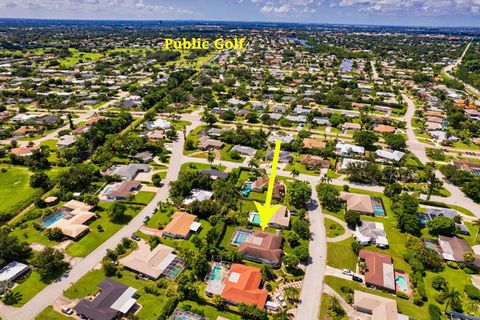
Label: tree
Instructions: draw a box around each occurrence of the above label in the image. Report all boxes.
[431,276,447,291]
[45,227,64,241]
[442,286,461,313]
[425,162,443,200]
[327,295,346,318]
[33,247,69,282]
[152,173,162,187]
[229,149,241,160]
[397,212,421,236]
[464,252,475,263]
[0,229,32,267]
[292,219,310,240]
[102,259,118,277]
[29,172,52,191]
[220,110,235,121]
[207,151,215,165]
[473,219,480,243]
[291,168,300,178]
[261,265,276,281]
[293,245,309,263]
[284,287,300,303]
[283,255,300,270]
[427,216,456,236]
[286,231,300,247]
[384,182,403,199]
[108,202,127,223]
[345,210,360,229]
[2,291,22,305]
[191,253,210,280]
[287,181,311,209]
[384,133,407,150]
[317,183,341,212]
[213,295,227,311]
[353,130,379,149]
[351,241,362,255]
[202,112,217,126]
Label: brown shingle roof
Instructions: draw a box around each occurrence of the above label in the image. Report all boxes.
[359,250,395,291]
[238,231,283,264]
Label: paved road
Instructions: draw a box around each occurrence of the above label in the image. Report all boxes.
[0,110,202,320]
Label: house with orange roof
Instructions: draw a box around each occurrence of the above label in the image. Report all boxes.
[10,145,39,157]
[221,264,268,309]
[13,126,39,137]
[302,138,326,150]
[237,231,283,265]
[162,212,201,239]
[373,124,396,134]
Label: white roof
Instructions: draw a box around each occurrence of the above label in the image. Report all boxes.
[336,142,365,155]
[190,221,202,232]
[340,158,366,170]
[110,287,137,313]
[0,261,29,282]
[375,149,405,162]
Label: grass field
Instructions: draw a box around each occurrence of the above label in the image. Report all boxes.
[132,191,156,204]
[36,307,71,320]
[0,165,42,216]
[325,218,346,238]
[11,271,47,307]
[326,238,357,271]
[65,203,143,257]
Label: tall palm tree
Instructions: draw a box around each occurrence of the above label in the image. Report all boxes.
[443,286,461,313]
[473,219,480,243]
[291,168,300,179]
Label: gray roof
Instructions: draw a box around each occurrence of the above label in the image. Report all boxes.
[199,169,229,179]
[116,164,151,180]
[231,145,257,156]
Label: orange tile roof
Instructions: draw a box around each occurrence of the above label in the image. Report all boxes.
[221,264,268,309]
[163,212,197,238]
[11,145,39,156]
[302,138,326,149]
[374,124,396,133]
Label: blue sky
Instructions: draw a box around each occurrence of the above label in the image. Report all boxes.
[1,0,480,27]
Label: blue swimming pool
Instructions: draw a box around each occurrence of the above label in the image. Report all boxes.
[242,182,253,197]
[249,212,261,225]
[372,198,385,216]
[395,275,408,291]
[41,212,64,227]
[210,264,223,281]
[231,229,252,245]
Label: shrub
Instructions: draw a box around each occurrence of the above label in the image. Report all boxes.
[412,292,424,306]
[431,275,447,291]
[435,293,446,304]
[446,261,459,269]
[428,304,442,320]
[351,241,362,255]
[396,292,409,299]
[465,284,480,300]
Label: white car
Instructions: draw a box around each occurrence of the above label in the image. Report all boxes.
[61,307,73,315]
[342,269,353,276]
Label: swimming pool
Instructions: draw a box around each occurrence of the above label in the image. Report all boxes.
[249,212,261,225]
[231,229,252,246]
[395,275,408,291]
[210,263,223,281]
[242,182,253,197]
[41,212,64,228]
[372,198,385,216]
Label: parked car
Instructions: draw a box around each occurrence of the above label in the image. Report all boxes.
[131,233,141,241]
[61,307,73,315]
[143,216,150,223]
[352,275,363,283]
[275,293,287,308]
[342,269,353,276]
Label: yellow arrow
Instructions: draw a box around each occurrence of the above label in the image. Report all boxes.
[255,139,282,230]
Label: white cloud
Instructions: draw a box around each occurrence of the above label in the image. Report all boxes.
[335,0,480,15]
[250,0,322,15]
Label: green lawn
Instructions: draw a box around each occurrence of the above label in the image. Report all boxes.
[39,139,58,150]
[0,165,42,216]
[325,275,428,320]
[220,145,245,163]
[11,271,47,307]
[285,160,319,176]
[326,238,357,271]
[36,307,72,320]
[325,218,346,238]
[177,300,242,320]
[133,191,156,205]
[180,162,226,172]
[65,203,143,257]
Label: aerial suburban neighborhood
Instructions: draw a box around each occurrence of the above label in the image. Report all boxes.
[0,4,480,320]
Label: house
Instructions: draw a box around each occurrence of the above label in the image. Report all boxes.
[10,145,39,157]
[374,124,396,133]
[134,151,154,163]
[354,221,389,248]
[56,135,76,149]
[302,138,326,150]
[438,236,480,267]
[268,134,294,144]
[237,231,283,265]
[267,206,291,229]
[72,125,90,135]
[74,278,138,320]
[342,122,361,131]
[453,160,480,176]
[0,261,30,283]
[375,149,405,162]
[144,119,172,131]
[359,250,395,292]
[85,116,105,126]
[340,192,374,215]
[313,117,330,126]
[101,181,141,201]
[170,309,208,320]
[120,240,184,280]
[285,115,307,123]
[183,189,213,205]
[146,130,166,141]
[221,264,268,309]
[300,155,330,169]
[266,149,292,163]
[354,291,402,320]
[335,142,365,156]
[231,145,257,157]
[163,212,201,239]
[206,128,227,137]
[12,126,38,137]
[108,164,151,180]
[198,136,224,150]
[41,200,96,240]
[199,169,229,180]
[271,105,286,113]
[252,177,285,199]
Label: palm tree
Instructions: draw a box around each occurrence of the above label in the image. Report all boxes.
[443,286,461,313]
[291,168,300,179]
[207,150,215,165]
[473,219,480,243]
